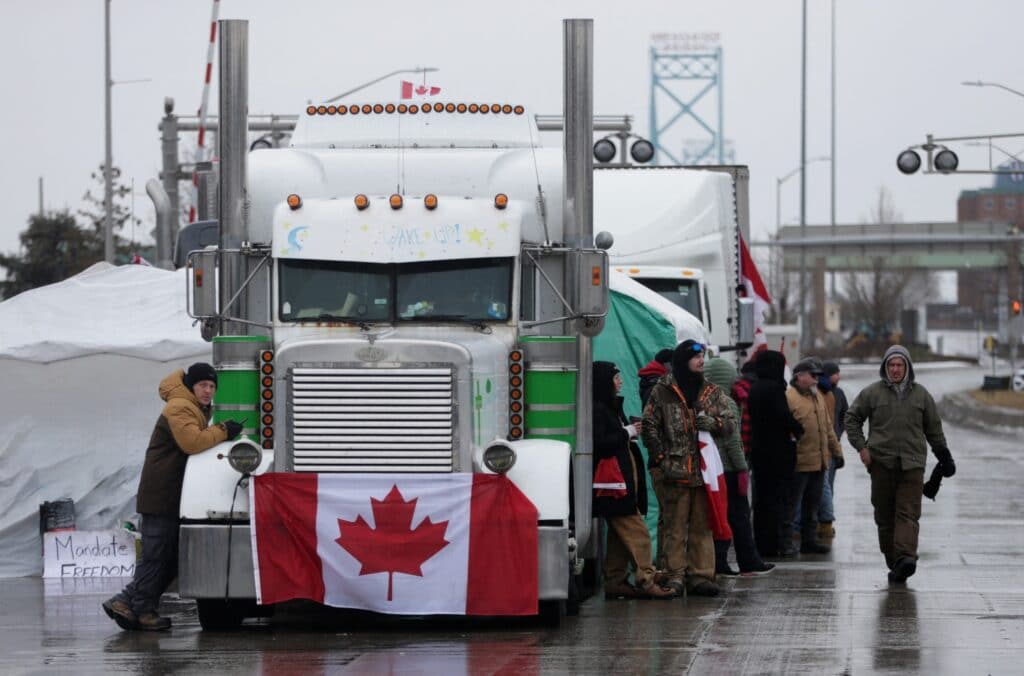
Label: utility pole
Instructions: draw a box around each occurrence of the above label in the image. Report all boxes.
[799,0,809,350]
[830,0,837,298]
[103,0,114,263]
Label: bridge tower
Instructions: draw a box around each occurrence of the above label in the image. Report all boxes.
[648,33,733,165]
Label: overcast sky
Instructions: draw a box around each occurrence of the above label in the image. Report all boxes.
[3,0,1023,260]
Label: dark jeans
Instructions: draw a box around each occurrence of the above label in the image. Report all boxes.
[791,471,825,539]
[869,462,925,567]
[752,470,792,557]
[115,513,179,615]
[714,472,764,571]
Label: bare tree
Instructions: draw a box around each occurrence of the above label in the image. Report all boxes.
[839,187,933,344]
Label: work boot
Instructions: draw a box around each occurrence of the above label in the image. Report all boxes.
[688,579,720,597]
[888,557,917,584]
[136,612,172,631]
[800,529,831,554]
[102,597,137,631]
[639,583,676,600]
[817,522,836,539]
[604,581,641,600]
[800,539,831,554]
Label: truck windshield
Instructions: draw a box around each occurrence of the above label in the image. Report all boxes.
[636,278,703,321]
[397,258,511,321]
[278,257,512,323]
[279,259,392,321]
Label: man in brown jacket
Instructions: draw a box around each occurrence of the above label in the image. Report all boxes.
[103,363,242,631]
[786,358,843,554]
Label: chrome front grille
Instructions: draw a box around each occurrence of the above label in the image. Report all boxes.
[290,367,454,473]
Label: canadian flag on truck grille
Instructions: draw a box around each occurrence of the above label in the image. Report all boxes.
[249,473,538,615]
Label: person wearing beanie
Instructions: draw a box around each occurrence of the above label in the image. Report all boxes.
[642,340,736,597]
[704,357,775,577]
[815,360,848,539]
[846,345,954,584]
[592,361,674,600]
[638,348,674,408]
[785,357,843,555]
[103,363,243,631]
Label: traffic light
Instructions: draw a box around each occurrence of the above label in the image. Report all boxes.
[1013,299,1022,316]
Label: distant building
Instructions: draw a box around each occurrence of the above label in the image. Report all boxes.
[956,162,1024,326]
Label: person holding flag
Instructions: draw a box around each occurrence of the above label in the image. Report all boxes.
[642,340,735,597]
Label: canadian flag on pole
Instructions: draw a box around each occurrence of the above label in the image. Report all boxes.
[401,80,441,99]
[739,234,771,354]
[250,473,538,616]
[698,431,733,541]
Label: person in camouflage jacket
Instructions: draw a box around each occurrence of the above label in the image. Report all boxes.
[642,340,735,596]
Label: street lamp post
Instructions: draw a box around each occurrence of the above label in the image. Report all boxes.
[103,0,113,263]
[775,156,831,231]
[778,155,830,349]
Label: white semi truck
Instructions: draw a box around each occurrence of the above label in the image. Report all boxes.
[176,20,612,629]
[593,165,756,356]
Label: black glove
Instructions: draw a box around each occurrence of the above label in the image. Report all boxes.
[223,420,243,441]
[833,455,845,470]
[932,447,956,477]
[922,464,944,500]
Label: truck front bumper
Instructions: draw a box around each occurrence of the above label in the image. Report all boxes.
[178,523,570,602]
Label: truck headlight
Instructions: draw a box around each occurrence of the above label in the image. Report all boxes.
[483,441,516,474]
[227,441,262,475]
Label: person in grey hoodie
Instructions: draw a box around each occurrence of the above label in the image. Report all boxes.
[846,345,955,584]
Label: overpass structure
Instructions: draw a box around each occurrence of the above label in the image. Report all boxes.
[752,220,1023,350]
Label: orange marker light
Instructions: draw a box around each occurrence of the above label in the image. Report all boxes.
[306,105,316,115]
[509,427,523,439]
[349,105,360,114]
[317,105,327,115]
[361,104,372,114]
[424,194,438,210]
[510,363,522,375]
[385,103,396,113]
[592,266,602,286]
[434,102,444,112]
[421,103,432,114]
[373,104,384,113]
[494,193,509,209]
[398,103,408,113]
[510,401,522,413]
[262,439,274,449]
[509,350,523,361]
[327,105,337,114]
[261,401,274,413]
[469,103,479,113]
[354,194,370,210]
[195,268,204,287]
[389,194,403,210]
[262,376,273,388]
[409,104,419,114]
[261,350,274,362]
[457,103,468,113]
[262,414,274,426]
[502,104,512,114]
[479,104,490,113]
[514,105,525,115]
[286,194,302,210]
[445,103,456,113]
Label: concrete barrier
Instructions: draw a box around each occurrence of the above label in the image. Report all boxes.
[939,391,1024,431]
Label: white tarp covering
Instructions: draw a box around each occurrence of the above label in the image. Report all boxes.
[0,264,209,577]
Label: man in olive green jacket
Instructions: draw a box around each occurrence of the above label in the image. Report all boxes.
[846,345,955,583]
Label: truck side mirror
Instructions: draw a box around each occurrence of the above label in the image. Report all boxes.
[189,248,219,319]
[577,249,608,337]
[735,296,755,348]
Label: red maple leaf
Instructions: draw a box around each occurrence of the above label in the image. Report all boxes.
[335,484,450,601]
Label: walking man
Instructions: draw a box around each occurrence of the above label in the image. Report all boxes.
[846,345,955,583]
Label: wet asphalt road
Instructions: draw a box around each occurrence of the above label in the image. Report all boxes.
[2,363,1022,675]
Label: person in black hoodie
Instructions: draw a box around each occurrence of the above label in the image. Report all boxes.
[638,348,674,407]
[748,350,804,558]
[592,361,674,599]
